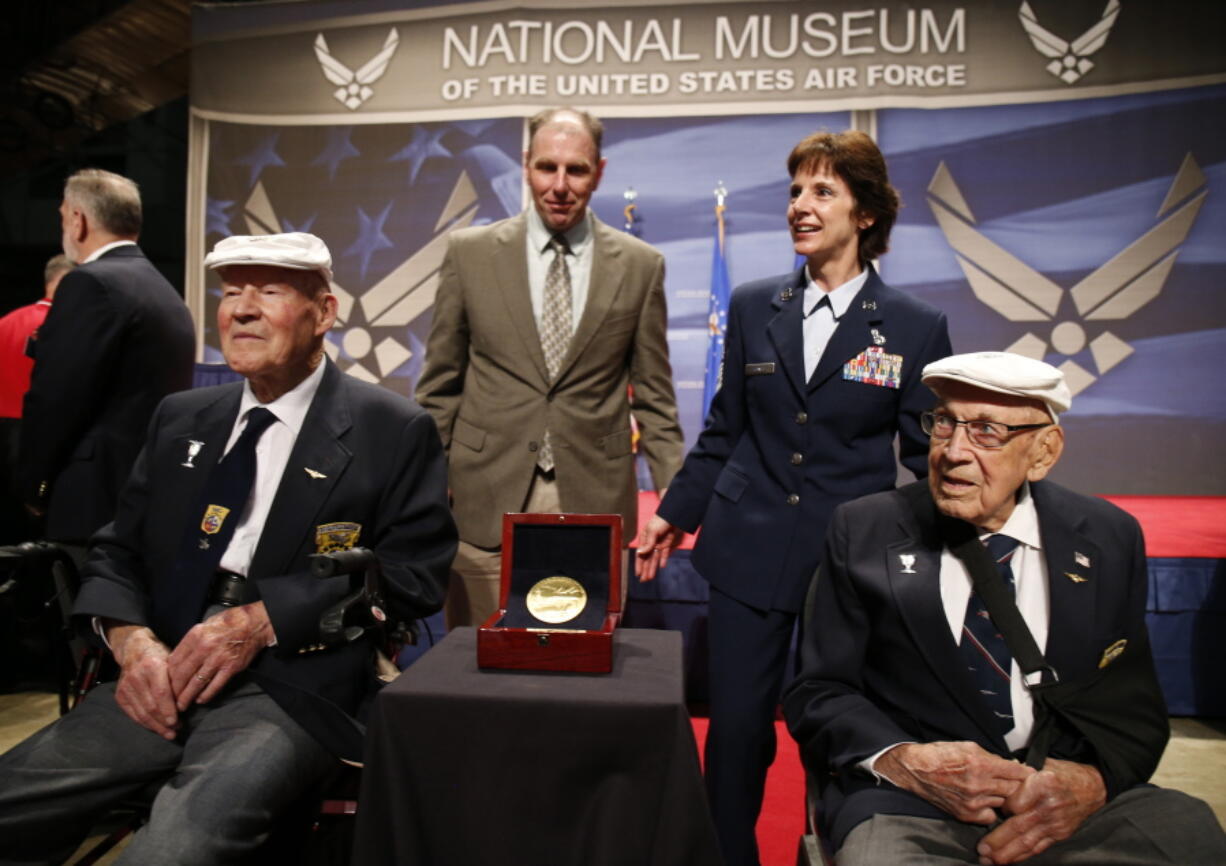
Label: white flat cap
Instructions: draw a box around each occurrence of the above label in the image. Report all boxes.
[204,232,333,283]
[921,351,1071,422]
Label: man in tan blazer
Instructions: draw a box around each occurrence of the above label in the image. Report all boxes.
[417,107,684,627]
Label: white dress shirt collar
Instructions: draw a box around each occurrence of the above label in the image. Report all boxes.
[230,355,327,449]
[802,265,869,320]
[80,240,137,264]
[526,205,592,256]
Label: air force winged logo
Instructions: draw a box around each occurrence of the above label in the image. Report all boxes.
[239,167,483,386]
[314,28,400,110]
[928,154,1208,396]
[1019,0,1120,85]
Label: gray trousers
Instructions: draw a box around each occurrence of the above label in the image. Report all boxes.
[837,785,1226,866]
[0,677,335,866]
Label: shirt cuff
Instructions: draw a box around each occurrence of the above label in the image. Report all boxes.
[859,742,916,785]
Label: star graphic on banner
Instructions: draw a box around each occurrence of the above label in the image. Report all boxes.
[282,214,318,234]
[311,127,361,181]
[235,133,287,188]
[344,202,395,280]
[205,198,236,237]
[390,127,451,184]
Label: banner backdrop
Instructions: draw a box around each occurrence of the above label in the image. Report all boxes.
[191,0,1226,495]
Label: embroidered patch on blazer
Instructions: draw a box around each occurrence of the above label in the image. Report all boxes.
[316,522,362,554]
[201,504,230,535]
[843,346,902,389]
[745,362,776,376]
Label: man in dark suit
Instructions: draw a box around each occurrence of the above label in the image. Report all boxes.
[636,130,951,865]
[20,168,196,548]
[417,106,683,628]
[0,233,457,865]
[783,352,1226,864]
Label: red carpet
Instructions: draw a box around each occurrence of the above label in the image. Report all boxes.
[691,717,805,866]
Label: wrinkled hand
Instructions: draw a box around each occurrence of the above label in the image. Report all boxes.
[634,514,685,582]
[108,622,179,741]
[167,601,275,710]
[976,759,1106,864]
[876,741,1035,825]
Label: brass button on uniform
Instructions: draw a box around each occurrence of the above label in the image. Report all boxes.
[786,493,800,506]
[790,452,804,465]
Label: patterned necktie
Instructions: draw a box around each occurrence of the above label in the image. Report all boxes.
[538,235,572,472]
[159,407,277,642]
[959,533,1021,735]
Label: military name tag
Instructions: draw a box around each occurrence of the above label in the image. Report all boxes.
[526,575,588,624]
[843,346,902,389]
[745,362,776,376]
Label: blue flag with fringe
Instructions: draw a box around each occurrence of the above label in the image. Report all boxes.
[702,203,731,419]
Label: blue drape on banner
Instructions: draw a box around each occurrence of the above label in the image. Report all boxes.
[702,208,730,420]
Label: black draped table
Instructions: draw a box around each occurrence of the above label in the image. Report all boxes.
[351,627,723,866]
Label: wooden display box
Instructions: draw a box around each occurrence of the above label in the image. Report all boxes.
[477,512,622,673]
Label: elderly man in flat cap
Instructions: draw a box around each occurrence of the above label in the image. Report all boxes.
[0,233,457,865]
[784,352,1226,865]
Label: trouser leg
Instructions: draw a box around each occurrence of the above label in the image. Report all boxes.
[0,682,184,865]
[116,679,334,866]
[445,541,503,629]
[705,585,796,866]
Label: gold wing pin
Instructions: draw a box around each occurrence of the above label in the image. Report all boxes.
[1099,639,1127,669]
[304,467,327,479]
[1064,572,1087,583]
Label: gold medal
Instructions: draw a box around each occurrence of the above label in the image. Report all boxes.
[526,575,587,624]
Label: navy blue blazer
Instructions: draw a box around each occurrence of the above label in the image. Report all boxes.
[74,361,458,761]
[782,480,1167,848]
[657,266,951,613]
[20,244,195,543]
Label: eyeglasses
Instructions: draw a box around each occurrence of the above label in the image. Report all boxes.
[921,411,1049,450]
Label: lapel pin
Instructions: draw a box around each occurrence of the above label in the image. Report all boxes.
[1075,552,1090,567]
[898,553,917,574]
[1099,639,1127,668]
[871,328,886,346]
[861,299,877,310]
[304,467,327,479]
[182,440,204,468]
[780,288,794,301]
[1064,572,1087,583]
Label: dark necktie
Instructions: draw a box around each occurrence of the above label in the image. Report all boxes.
[538,234,572,472]
[959,533,1020,735]
[159,407,277,642]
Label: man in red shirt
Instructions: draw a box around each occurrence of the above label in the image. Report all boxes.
[0,255,72,419]
[0,254,72,542]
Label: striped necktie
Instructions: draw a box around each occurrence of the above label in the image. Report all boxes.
[537,235,572,472]
[959,533,1021,735]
